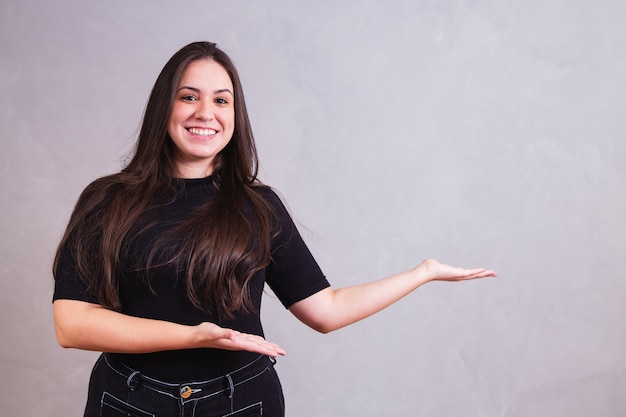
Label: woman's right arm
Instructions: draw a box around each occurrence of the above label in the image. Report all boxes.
[53,299,285,357]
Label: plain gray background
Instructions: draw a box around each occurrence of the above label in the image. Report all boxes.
[1,0,625,416]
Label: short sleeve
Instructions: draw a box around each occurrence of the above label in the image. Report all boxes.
[262,189,330,308]
[53,246,99,304]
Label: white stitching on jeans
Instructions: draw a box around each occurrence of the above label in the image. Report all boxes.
[226,374,235,399]
[226,373,235,412]
[127,370,140,390]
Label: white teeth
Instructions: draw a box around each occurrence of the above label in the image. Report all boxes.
[188,128,216,136]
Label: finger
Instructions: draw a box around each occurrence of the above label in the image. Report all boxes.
[461,267,487,275]
[438,269,497,282]
[243,340,286,357]
[229,332,286,356]
[464,269,498,280]
[247,336,285,355]
[248,340,286,357]
[215,327,237,341]
[201,322,230,336]
[469,268,497,276]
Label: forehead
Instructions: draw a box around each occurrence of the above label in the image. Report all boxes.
[178,59,233,90]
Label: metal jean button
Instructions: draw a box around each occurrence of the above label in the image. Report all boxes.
[180,385,192,399]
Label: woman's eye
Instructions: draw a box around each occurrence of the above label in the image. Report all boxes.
[181,95,198,102]
[215,97,229,105]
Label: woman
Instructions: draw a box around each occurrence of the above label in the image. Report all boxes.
[53,41,496,417]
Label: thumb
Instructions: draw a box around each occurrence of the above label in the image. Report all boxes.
[204,322,236,341]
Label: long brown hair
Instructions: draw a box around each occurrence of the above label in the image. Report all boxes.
[53,42,274,318]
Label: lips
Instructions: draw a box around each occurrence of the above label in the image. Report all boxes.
[187,127,217,137]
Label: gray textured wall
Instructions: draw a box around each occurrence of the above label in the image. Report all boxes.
[1,1,625,416]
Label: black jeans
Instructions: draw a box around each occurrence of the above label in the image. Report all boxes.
[84,353,285,417]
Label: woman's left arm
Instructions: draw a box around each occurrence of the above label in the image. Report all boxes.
[288,258,496,333]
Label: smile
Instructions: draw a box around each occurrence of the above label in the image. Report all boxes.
[187,128,217,137]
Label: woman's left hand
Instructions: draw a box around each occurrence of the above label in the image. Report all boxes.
[415,258,497,283]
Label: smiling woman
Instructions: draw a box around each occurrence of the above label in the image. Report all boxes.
[168,60,235,178]
[52,41,495,417]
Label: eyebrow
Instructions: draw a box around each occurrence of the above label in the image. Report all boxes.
[177,86,234,96]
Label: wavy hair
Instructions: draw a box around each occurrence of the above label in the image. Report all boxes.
[54,42,274,318]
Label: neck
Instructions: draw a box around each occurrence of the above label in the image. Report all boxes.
[174,161,214,179]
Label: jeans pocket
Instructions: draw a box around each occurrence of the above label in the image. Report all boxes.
[101,392,155,417]
[222,401,262,417]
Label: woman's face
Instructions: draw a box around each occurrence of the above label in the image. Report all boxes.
[167,59,235,178]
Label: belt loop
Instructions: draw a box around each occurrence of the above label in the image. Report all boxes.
[126,371,141,391]
[226,374,234,399]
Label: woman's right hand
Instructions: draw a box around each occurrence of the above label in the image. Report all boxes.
[53,299,284,357]
[195,322,285,357]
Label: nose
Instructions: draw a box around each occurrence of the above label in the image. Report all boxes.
[194,101,214,120]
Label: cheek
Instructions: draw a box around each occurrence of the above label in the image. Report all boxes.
[218,111,235,132]
[166,110,178,132]
[227,111,236,130]
[169,106,183,124]
[167,107,189,137]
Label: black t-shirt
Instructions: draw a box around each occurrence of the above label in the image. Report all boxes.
[53,176,329,381]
